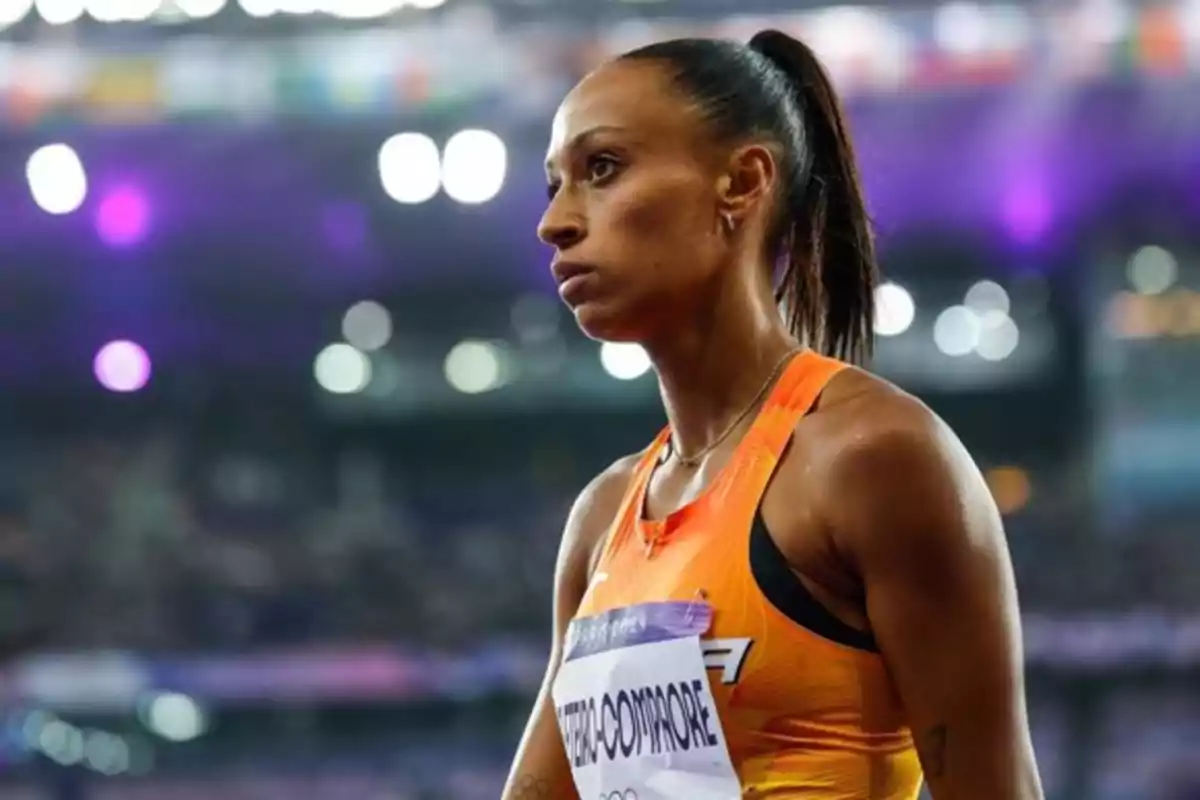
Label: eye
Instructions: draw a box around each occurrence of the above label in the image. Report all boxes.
[586,153,621,184]
[546,180,561,200]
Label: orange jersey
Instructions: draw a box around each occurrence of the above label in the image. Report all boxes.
[575,351,923,799]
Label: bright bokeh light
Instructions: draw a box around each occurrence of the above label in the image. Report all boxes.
[341,300,393,352]
[94,341,152,393]
[27,143,88,215]
[21,711,53,748]
[174,0,226,17]
[0,0,33,26]
[379,132,441,204]
[226,0,445,16]
[932,2,988,55]
[873,282,916,336]
[275,0,317,12]
[85,0,159,22]
[976,313,1020,361]
[96,186,151,247]
[323,0,392,18]
[39,719,84,765]
[314,343,372,394]
[34,0,84,24]
[1127,245,1177,295]
[599,342,652,381]
[83,730,130,776]
[236,0,278,17]
[1185,0,1200,42]
[144,693,206,743]
[1080,0,1131,44]
[444,340,503,394]
[933,305,982,356]
[964,279,1011,315]
[441,129,507,205]
[804,6,887,67]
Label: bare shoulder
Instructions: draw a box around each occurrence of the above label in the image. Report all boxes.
[805,366,950,454]
[786,367,1001,562]
[556,450,644,583]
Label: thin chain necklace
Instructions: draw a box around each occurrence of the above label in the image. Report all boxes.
[666,347,801,468]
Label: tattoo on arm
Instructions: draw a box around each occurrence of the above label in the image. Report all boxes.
[512,775,551,799]
[921,724,949,778]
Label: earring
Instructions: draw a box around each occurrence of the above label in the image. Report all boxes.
[721,212,736,234]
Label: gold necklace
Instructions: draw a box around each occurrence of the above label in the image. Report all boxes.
[668,347,800,468]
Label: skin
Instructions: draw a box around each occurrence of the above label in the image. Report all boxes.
[502,57,1044,800]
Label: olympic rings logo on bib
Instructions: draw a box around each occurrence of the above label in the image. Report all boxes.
[601,791,638,800]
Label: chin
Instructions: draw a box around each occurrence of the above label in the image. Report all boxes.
[570,300,645,343]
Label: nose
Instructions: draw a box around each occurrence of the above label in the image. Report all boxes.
[537,196,585,251]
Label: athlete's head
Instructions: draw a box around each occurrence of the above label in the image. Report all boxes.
[539,31,877,362]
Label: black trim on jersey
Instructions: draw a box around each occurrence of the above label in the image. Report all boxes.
[749,511,879,652]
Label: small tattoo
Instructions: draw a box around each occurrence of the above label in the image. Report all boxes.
[921,724,949,778]
[513,775,551,799]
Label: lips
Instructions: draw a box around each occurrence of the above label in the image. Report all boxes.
[551,260,599,306]
[550,260,594,286]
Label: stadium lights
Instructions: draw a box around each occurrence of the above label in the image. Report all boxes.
[27,143,88,215]
[85,0,161,22]
[933,305,982,357]
[342,301,393,352]
[34,0,84,25]
[0,0,33,26]
[441,129,507,205]
[1127,245,1177,295]
[314,343,372,394]
[873,282,916,337]
[379,129,508,205]
[174,0,227,18]
[964,279,1011,316]
[975,313,1020,361]
[379,132,440,204]
[599,342,652,381]
[444,340,505,394]
[236,0,443,19]
[94,341,152,393]
[934,289,1021,361]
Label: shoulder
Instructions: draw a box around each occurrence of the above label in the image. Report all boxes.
[555,450,645,584]
[780,367,1002,572]
[816,367,975,492]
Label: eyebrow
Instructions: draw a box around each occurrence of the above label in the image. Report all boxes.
[544,125,628,173]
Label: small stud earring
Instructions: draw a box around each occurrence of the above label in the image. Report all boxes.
[721,212,735,234]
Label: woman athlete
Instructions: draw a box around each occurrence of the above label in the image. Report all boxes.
[503,30,1043,800]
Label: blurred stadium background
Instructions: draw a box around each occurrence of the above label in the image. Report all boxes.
[0,0,1198,798]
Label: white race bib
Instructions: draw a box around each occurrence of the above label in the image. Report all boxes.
[551,601,743,800]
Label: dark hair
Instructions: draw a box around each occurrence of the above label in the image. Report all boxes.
[619,30,877,363]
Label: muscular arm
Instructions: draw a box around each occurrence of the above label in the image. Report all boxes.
[826,398,1043,800]
[501,456,638,800]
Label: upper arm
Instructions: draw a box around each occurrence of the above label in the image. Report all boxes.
[501,454,639,800]
[824,399,1042,800]
[551,459,634,650]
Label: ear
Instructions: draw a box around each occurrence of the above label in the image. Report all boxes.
[715,143,778,226]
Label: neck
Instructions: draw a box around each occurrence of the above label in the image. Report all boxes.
[643,276,798,461]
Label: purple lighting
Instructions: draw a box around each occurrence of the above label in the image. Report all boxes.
[94,340,152,393]
[1001,175,1052,245]
[322,201,367,254]
[96,186,151,247]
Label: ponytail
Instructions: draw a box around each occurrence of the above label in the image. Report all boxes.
[749,30,878,363]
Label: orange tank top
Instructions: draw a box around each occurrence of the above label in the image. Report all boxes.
[575,351,923,799]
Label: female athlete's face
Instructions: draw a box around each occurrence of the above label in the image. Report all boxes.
[539,61,732,342]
